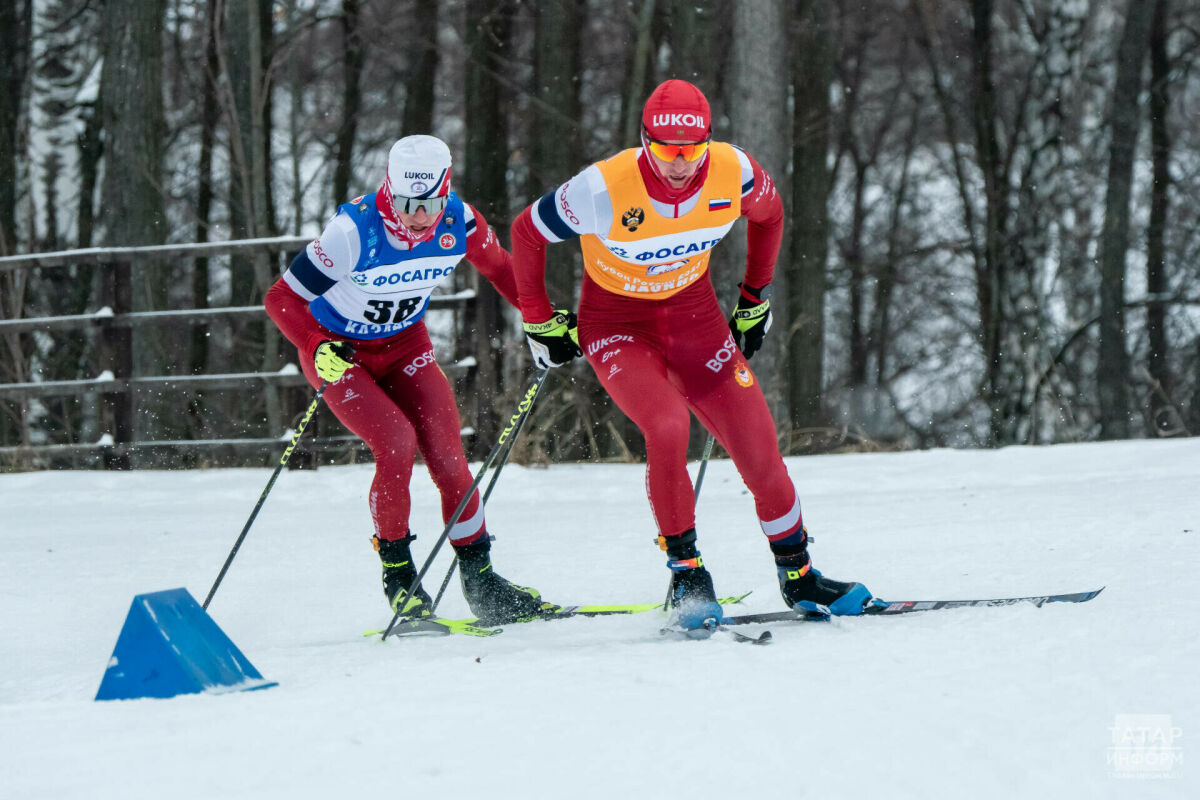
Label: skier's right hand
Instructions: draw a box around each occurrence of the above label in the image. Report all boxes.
[522,309,582,369]
[314,340,356,383]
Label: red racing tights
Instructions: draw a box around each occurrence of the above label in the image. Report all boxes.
[577,277,802,542]
[298,321,485,545]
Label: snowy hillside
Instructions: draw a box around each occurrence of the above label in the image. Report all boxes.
[1,439,1196,799]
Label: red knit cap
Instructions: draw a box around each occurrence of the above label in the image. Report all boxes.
[641,80,711,142]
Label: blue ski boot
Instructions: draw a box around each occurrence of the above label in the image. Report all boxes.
[663,529,723,631]
[771,529,874,616]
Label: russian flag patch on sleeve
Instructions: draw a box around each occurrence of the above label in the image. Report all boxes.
[708,198,732,211]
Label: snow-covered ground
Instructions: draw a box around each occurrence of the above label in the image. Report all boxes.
[2,439,1196,799]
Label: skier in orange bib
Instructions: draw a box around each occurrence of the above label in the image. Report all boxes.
[510,80,873,628]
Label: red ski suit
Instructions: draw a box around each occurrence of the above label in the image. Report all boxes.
[267,201,517,546]
[511,143,803,542]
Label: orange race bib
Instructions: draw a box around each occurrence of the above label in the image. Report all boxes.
[579,144,742,299]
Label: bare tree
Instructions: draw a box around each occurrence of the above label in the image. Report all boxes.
[619,0,658,149]
[28,0,102,447]
[461,0,515,455]
[726,0,789,408]
[664,0,724,91]
[331,0,363,207]
[907,1,1107,444]
[0,0,32,450]
[402,0,438,135]
[1144,0,1172,432]
[1098,0,1155,439]
[0,0,31,256]
[98,0,167,451]
[833,10,906,394]
[788,0,835,435]
[221,0,281,434]
[530,0,583,309]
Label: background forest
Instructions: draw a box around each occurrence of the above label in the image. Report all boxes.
[1,0,1199,469]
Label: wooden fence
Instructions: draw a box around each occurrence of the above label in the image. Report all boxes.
[0,237,478,470]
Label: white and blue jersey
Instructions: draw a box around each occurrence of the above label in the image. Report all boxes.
[283,193,472,339]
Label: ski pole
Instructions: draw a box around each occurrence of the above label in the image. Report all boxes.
[427,364,547,613]
[203,381,328,609]
[662,432,717,610]
[693,433,716,499]
[382,368,551,640]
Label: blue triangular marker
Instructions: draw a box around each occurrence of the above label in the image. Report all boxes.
[95,588,277,701]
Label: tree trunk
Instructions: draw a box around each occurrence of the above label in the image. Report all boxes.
[254,0,281,433]
[76,96,102,249]
[1098,0,1154,440]
[846,165,869,387]
[99,0,168,450]
[727,0,789,410]
[787,0,834,434]
[285,0,305,233]
[402,1,437,135]
[620,0,657,150]
[462,0,514,456]
[76,88,102,445]
[332,0,363,207]
[1145,0,1170,432]
[0,0,31,256]
[969,0,1010,445]
[187,0,222,440]
[874,109,919,387]
[255,0,277,241]
[223,0,276,268]
[0,0,31,456]
[530,0,583,310]
[27,0,104,449]
[223,0,280,435]
[665,0,722,90]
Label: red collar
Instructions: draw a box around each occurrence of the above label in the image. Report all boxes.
[375,182,443,245]
[636,147,710,208]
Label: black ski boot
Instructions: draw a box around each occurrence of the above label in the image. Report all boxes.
[455,538,555,624]
[771,529,873,616]
[663,529,723,629]
[374,535,433,617]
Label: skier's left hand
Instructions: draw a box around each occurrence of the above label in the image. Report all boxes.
[728,283,772,359]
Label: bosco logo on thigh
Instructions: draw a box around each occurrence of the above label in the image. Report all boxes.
[705,334,739,373]
[403,349,437,376]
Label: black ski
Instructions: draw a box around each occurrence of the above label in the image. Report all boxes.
[660,625,773,644]
[721,628,772,644]
[721,586,1105,626]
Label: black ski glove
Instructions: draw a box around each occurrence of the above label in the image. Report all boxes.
[523,309,582,369]
[729,283,772,359]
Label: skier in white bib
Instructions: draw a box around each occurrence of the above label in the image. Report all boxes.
[266,135,557,624]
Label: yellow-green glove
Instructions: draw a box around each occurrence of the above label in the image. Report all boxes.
[314,341,356,382]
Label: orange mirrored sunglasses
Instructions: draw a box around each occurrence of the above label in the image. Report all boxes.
[644,136,710,163]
